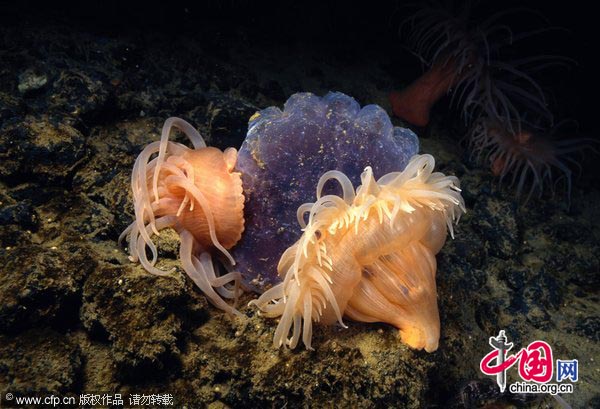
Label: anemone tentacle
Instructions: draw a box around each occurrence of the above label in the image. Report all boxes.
[398,2,570,131]
[121,117,245,315]
[251,154,465,351]
[469,116,596,203]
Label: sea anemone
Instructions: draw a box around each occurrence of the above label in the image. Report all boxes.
[391,2,565,129]
[250,154,465,352]
[469,116,592,202]
[119,117,245,315]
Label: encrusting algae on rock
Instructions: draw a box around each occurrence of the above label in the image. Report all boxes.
[251,154,465,352]
[2,9,600,406]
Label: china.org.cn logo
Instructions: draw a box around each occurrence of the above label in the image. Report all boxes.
[480,330,577,395]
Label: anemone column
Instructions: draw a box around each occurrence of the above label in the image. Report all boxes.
[389,59,458,127]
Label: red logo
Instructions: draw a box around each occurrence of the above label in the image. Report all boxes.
[480,330,553,392]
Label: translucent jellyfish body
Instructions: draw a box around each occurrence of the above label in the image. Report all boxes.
[233,92,419,287]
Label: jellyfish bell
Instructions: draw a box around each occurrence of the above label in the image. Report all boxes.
[232,91,420,289]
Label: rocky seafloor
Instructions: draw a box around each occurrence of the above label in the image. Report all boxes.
[0,12,599,409]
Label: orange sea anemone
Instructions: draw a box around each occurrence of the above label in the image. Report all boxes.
[119,117,245,315]
[250,154,465,352]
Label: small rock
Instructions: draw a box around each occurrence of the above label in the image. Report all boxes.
[0,92,23,122]
[471,196,519,259]
[80,264,207,381]
[50,69,110,117]
[0,200,38,247]
[17,69,48,94]
[0,329,82,395]
[0,242,96,333]
[0,200,39,231]
[60,194,116,242]
[572,316,600,342]
[0,115,88,183]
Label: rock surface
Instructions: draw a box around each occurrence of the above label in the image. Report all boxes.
[0,9,598,409]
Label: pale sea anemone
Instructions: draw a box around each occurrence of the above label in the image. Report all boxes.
[393,1,567,129]
[250,154,465,352]
[469,116,593,202]
[119,117,245,315]
[396,2,589,202]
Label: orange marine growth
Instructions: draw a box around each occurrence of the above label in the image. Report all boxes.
[250,154,465,351]
[120,117,245,315]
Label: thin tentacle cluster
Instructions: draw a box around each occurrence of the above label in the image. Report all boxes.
[469,116,594,203]
[401,1,567,129]
[251,154,465,351]
[119,117,245,315]
[401,3,591,201]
